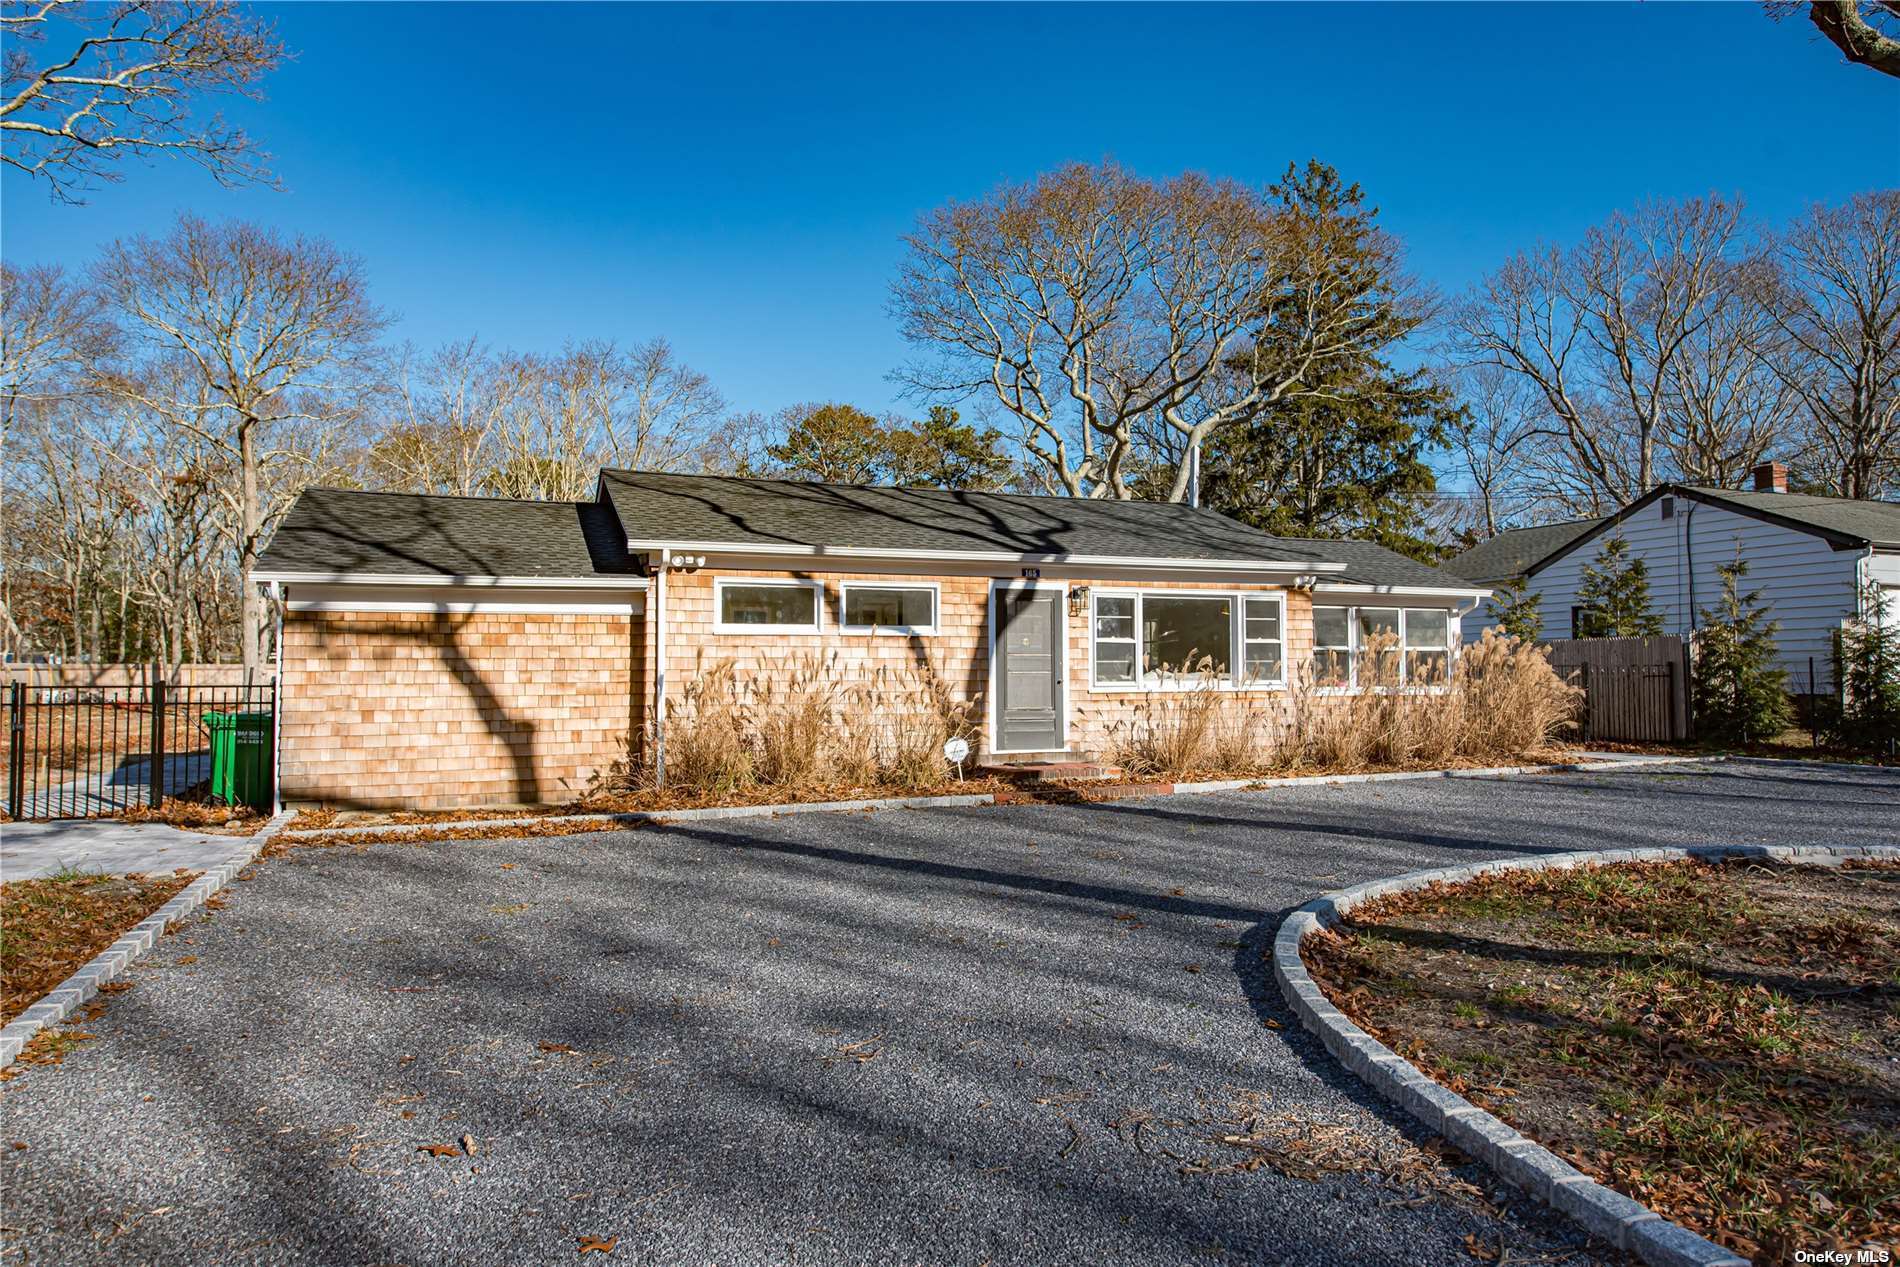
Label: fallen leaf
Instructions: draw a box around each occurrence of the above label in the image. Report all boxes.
[578,1236,618,1255]
[417,1143,462,1158]
[500,863,516,870]
[461,1133,478,1156]
[1183,964,1204,974]
[176,955,198,965]
[539,1041,576,1055]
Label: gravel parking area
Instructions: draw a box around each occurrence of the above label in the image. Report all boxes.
[2,761,1893,1266]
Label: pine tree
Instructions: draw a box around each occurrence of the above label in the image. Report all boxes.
[1198,162,1460,560]
[1693,560,1790,745]
[1486,576,1545,642]
[1830,580,1900,754]
[1574,536,1663,637]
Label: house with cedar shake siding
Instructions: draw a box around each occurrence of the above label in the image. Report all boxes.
[253,472,1492,810]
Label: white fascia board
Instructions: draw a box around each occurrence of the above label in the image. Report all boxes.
[252,570,648,590]
[1312,582,1494,600]
[625,539,1347,574]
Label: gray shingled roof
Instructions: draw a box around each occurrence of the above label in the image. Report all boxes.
[598,470,1473,588]
[1443,518,1608,584]
[255,488,635,578]
[1677,486,1900,547]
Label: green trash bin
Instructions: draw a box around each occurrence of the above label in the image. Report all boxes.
[203,711,274,810]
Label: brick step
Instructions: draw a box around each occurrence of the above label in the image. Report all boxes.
[977,760,1123,783]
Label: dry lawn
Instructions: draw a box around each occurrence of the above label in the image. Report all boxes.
[1,870,196,1024]
[1302,859,1900,1264]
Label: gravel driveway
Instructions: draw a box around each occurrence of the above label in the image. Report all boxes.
[2,761,1894,1266]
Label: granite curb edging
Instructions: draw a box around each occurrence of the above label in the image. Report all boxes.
[1272,842,1900,1267]
[0,809,295,1072]
[278,754,1719,843]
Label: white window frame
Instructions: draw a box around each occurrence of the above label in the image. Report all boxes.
[838,581,940,636]
[1310,604,1457,691]
[712,577,824,634]
[1087,588,1287,692]
[1312,605,1357,691]
[1241,594,1287,686]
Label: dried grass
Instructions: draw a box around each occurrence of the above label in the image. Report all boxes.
[1111,630,1578,778]
[610,653,984,795]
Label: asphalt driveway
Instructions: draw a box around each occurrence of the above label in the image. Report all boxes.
[2,761,1894,1266]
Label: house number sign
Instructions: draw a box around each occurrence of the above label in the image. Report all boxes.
[1021,567,1041,578]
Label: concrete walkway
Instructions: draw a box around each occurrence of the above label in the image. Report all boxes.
[0,816,256,881]
[16,750,212,820]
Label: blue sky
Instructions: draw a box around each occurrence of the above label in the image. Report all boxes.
[5,2,1896,424]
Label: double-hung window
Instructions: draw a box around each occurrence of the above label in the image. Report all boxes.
[1312,606,1354,688]
[1093,595,1138,685]
[1090,591,1286,689]
[1358,607,1401,688]
[1242,596,1284,684]
[1311,604,1456,689]
[713,579,822,633]
[1404,609,1451,685]
[839,583,937,635]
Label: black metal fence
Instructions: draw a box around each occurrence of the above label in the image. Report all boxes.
[3,679,276,821]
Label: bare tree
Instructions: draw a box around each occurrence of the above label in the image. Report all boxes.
[93,215,387,670]
[1445,364,1544,537]
[1660,260,1803,486]
[1,261,108,433]
[895,162,1408,501]
[1453,197,1751,512]
[484,339,725,501]
[370,339,521,496]
[2,0,283,202]
[1775,0,1900,77]
[1762,191,1900,499]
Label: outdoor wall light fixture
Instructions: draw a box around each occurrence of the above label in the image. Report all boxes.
[670,555,706,573]
[1068,586,1089,616]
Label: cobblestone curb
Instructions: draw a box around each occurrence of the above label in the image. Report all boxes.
[1274,842,1900,1267]
[0,809,295,1072]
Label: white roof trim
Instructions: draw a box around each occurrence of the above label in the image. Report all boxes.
[1312,582,1493,599]
[625,539,1347,573]
[253,571,648,589]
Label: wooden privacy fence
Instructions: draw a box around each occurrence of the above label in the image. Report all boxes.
[1542,636,1690,743]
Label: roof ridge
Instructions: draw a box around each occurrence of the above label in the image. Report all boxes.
[299,485,594,509]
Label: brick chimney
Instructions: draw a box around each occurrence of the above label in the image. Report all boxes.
[1751,461,1788,494]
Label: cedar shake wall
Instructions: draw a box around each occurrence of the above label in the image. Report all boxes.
[281,609,642,810]
[282,573,1350,809]
[651,568,1314,761]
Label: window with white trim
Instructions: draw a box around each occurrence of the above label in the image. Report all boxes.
[1358,607,1401,688]
[1093,594,1138,684]
[1311,604,1456,688]
[713,579,821,632]
[1143,595,1232,678]
[1404,608,1451,685]
[1089,591,1286,689]
[1313,606,1354,687]
[1242,596,1284,684]
[840,583,937,634]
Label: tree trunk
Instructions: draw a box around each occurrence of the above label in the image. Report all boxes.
[239,417,263,671]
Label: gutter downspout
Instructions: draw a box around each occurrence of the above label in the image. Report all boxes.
[1683,498,1701,635]
[268,581,283,818]
[653,548,669,789]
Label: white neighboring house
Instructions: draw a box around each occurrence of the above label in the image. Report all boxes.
[1447,463,1900,692]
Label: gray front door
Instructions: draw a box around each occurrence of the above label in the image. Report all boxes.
[995,587,1062,753]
